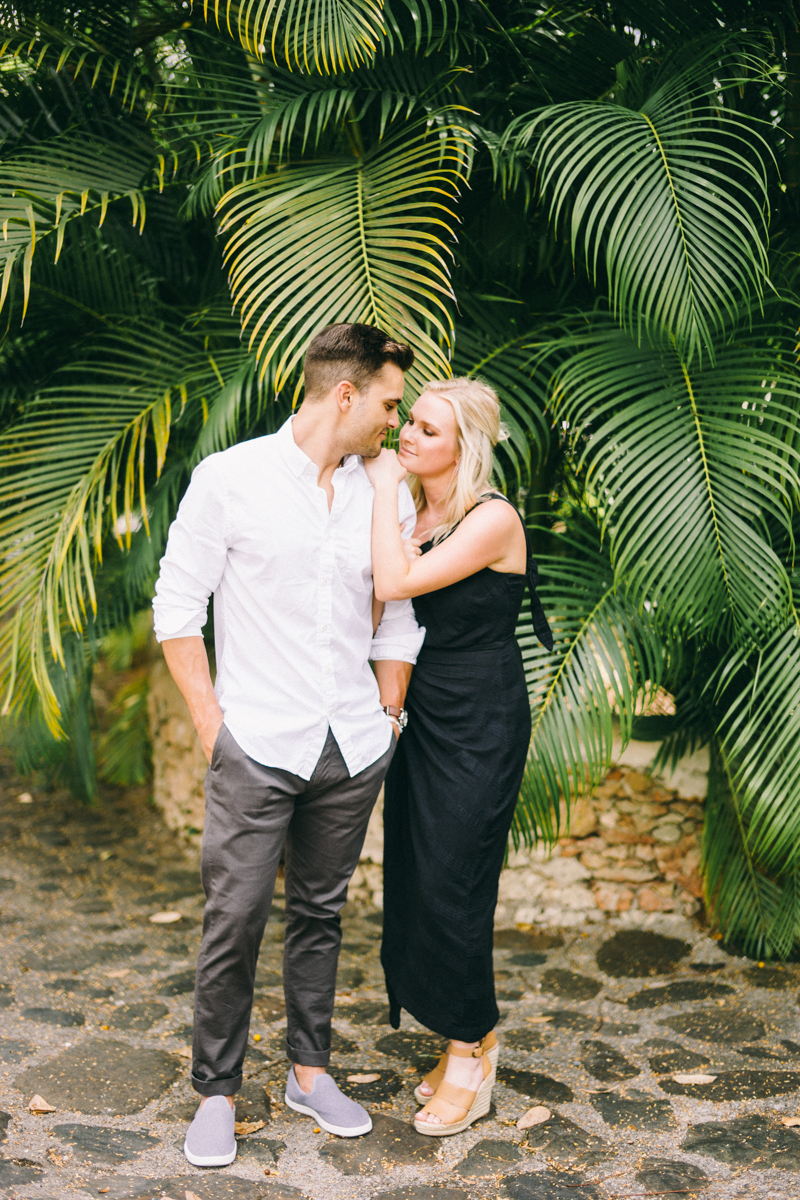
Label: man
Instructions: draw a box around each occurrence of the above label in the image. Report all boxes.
[152,323,424,1165]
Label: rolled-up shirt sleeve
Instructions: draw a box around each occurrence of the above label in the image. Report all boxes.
[370,480,425,664]
[152,457,229,642]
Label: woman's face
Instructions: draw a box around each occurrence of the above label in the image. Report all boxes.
[398,392,459,478]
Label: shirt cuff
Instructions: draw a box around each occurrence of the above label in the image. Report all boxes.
[370,625,426,664]
[153,620,206,644]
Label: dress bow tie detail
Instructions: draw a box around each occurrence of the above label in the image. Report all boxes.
[527,556,554,652]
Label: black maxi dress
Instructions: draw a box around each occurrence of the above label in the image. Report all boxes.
[381,495,553,1042]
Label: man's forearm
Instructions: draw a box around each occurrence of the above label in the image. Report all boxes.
[374,660,412,737]
[161,636,223,763]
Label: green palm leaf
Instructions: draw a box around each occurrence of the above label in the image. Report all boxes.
[166,53,459,217]
[451,312,551,489]
[541,322,800,640]
[0,5,145,107]
[510,43,771,363]
[0,135,153,319]
[715,626,800,879]
[205,0,387,74]
[513,522,671,848]
[0,321,237,731]
[217,116,470,394]
[703,731,800,961]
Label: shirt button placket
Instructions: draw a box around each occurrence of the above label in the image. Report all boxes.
[319,521,336,717]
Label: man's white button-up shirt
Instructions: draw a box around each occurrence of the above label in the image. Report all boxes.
[152,417,425,779]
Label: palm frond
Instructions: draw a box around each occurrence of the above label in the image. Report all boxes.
[217,115,471,394]
[0,134,153,320]
[540,321,800,640]
[204,0,387,74]
[513,521,671,848]
[451,311,551,490]
[0,321,236,731]
[192,347,295,461]
[509,41,772,363]
[0,10,136,105]
[173,65,449,217]
[703,733,800,960]
[714,624,800,881]
[30,219,159,320]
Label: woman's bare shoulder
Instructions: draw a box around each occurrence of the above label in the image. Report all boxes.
[461,494,521,531]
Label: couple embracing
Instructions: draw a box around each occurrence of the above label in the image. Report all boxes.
[152,322,552,1164]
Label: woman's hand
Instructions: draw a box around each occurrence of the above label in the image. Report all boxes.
[364,448,407,488]
[403,536,423,565]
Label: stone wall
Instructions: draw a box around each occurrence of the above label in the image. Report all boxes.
[147,659,207,837]
[493,766,706,928]
[350,742,709,926]
[147,660,708,923]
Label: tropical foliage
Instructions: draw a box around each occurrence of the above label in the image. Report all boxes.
[1,0,799,958]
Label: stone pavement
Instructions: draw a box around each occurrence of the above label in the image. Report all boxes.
[1,754,800,1200]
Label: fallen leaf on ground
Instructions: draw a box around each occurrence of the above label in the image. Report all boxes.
[346,1073,381,1084]
[104,969,129,979]
[176,1046,193,1060]
[47,1147,72,1165]
[149,911,182,924]
[27,1094,56,1113]
[98,1190,110,1195]
[185,1192,203,1200]
[673,1073,717,1084]
[17,792,33,803]
[781,1116,800,1127]
[234,1120,266,1135]
[517,1105,551,1129]
[525,1015,553,1024]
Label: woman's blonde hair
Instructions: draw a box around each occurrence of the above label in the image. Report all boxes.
[406,376,508,544]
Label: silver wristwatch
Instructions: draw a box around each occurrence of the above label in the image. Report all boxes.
[382,704,408,730]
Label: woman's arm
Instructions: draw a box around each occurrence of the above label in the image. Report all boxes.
[365,450,524,602]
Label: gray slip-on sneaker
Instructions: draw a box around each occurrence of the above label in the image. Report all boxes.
[284,1067,372,1137]
[183,1095,237,1166]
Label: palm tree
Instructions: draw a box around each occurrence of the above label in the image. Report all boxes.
[1,0,799,958]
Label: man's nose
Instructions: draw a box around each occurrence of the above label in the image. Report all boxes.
[387,408,400,429]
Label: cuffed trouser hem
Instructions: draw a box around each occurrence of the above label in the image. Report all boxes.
[285,1038,330,1067]
[191,1071,242,1097]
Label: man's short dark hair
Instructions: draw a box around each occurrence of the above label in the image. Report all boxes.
[303,323,414,399]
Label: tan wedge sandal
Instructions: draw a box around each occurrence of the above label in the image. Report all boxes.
[413,1036,496,1137]
[413,1029,498,1104]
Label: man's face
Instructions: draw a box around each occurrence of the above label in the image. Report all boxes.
[344,363,405,458]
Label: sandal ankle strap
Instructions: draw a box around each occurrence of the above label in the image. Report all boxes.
[447,1036,487,1059]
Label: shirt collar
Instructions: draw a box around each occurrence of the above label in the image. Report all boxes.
[278,415,361,478]
[278,415,316,478]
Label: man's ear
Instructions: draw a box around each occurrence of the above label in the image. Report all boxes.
[335,379,356,412]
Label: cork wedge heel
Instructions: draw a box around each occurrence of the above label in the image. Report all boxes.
[413,1036,496,1137]
[413,1029,498,1105]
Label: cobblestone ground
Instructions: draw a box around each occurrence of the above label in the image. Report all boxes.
[1,753,800,1200]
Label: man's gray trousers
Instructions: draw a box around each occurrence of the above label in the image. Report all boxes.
[191,723,394,1096]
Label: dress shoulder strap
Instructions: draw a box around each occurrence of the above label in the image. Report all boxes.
[474,493,554,652]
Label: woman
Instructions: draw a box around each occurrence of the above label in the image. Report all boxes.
[364,377,553,1137]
